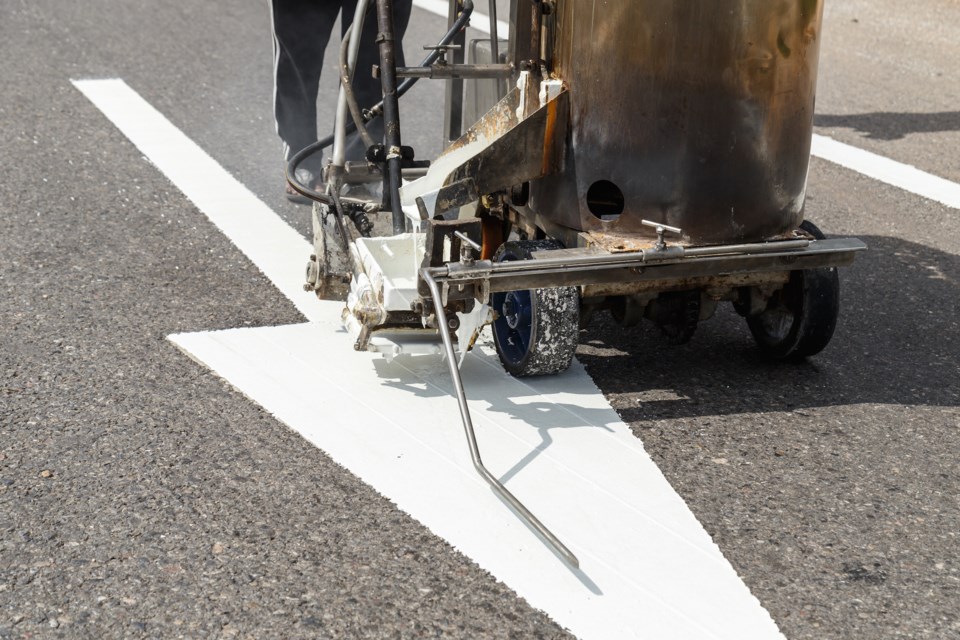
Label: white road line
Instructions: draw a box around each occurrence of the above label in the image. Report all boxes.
[412,0,510,37]
[169,322,784,640]
[71,78,327,322]
[812,134,960,210]
[75,79,785,639]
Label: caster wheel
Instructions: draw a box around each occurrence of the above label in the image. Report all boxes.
[649,289,701,345]
[491,240,580,377]
[746,220,840,359]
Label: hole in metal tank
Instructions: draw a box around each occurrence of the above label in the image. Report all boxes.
[586,180,625,221]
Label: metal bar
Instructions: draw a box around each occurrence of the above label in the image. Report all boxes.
[441,238,865,279]
[420,269,580,568]
[427,237,867,294]
[442,0,467,144]
[395,63,514,79]
[509,0,536,68]
[684,239,810,256]
[482,249,862,293]
[333,0,372,168]
[375,0,406,234]
[453,230,482,251]
[488,0,500,70]
[342,162,430,183]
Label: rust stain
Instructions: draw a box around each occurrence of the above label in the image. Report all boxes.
[541,99,558,175]
[582,271,790,298]
[480,215,503,260]
[586,229,694,253]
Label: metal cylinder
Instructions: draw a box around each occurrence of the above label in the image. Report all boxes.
[530,0,825,245]
[376,0,406,235]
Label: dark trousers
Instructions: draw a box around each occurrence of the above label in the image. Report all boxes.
[271,0,412,172]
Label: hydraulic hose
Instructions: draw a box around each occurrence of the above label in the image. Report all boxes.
[285,0,475,204]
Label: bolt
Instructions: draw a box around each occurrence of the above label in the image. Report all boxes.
[305,259,319,289]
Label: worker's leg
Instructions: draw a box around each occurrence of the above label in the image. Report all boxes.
[341,0,413,161]
[271,0,341,175]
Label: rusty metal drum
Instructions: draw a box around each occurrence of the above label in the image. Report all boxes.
[530,0,825,245]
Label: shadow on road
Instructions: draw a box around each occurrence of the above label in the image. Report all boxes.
[815,111,960,140]
[368,234,957,486]
[577,235,959,421]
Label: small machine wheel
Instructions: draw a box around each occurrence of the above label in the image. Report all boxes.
[491,240,580,377]
[746,220,840,359]
[649,290,701,345]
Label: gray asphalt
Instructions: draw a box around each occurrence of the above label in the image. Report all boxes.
[1,1,958,639]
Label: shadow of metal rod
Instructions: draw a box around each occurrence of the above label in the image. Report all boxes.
[420,269,580,569]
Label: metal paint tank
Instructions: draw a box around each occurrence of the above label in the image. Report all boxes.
[530,0,825,245]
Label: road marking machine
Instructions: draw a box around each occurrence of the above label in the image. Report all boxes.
[289,0,866,567]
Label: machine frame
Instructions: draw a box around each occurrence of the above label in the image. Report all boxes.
[291,0,866,567]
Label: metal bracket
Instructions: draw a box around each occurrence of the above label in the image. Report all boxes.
[641,219,683,251]
[454,230,480,265]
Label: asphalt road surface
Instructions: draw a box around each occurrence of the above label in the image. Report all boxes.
[2,0,958,638]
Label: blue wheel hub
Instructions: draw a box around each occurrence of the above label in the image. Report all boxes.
[492,289,534,365]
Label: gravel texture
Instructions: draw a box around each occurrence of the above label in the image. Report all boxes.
[1,0,959,639]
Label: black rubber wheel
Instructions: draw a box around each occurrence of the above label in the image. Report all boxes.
[746,220,840,359]
[649,290,701,345]
[491,240,580,377]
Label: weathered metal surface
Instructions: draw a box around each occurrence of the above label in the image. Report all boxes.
[435,177,480,214]
[508,0,539,68]
[529,0,825,245]
[585,230,662,254]
[440,87,570,198]
[434,236,866,294]
[581,270,790,299]
[310,202,353,300]
[395,63,514,79]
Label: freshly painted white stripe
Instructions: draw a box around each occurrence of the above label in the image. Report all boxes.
[170,320,785,640]
[412,0,510,37]
[71,78,326,322]
[811,133,960,210]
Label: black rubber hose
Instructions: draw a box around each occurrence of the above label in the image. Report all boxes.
[285,0,475,204]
